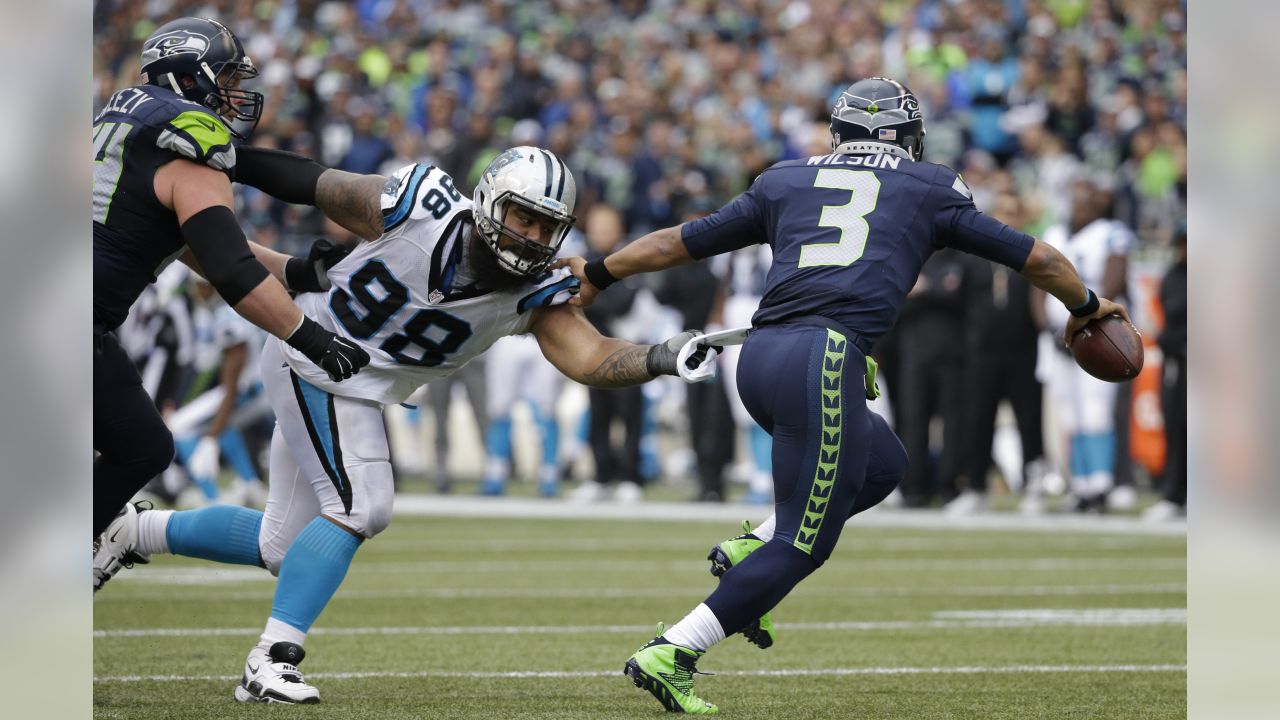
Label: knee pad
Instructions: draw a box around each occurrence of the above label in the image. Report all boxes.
[337,460,395,539]
[140,426,177,478]
[259,537,287,576]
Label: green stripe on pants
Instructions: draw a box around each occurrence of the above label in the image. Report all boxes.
[793,329,846,555]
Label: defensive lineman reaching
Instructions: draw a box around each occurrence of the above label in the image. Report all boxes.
[94,145,717,704]
[558,77,1130,714]
[93,17,369,539]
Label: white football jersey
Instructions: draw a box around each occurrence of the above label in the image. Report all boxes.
[1041,218,1133,332]
[278,162,580,405]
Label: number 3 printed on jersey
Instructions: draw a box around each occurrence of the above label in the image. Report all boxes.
[799,169,881,268]
[330,260,472,366]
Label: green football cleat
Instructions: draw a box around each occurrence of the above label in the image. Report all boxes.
[707,520,776,649]
[623,624,718,715]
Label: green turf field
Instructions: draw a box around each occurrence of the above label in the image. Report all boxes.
[93,513,1186,719]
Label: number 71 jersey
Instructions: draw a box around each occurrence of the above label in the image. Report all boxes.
[279,163,580,405]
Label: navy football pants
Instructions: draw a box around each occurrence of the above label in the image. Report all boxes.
[94,330,175,536]
[704,324,908,637]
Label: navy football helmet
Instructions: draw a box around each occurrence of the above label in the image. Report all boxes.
[830,77,926,161]
[140,17,263,139]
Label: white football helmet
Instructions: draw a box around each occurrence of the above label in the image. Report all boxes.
[473,146,577,277]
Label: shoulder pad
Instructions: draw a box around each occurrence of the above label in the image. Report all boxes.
[155,108,235,172]
[381,163,433,231]
[381,162,470,233]
[516,268,581,314]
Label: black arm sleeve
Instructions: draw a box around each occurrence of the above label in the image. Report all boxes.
[181,206,271,306]
[234,146,330,206]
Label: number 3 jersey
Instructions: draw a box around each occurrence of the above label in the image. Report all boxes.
[280,163,580,405]
[680,151,1037,347]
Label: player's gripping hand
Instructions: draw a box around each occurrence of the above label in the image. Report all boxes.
[284,238,352,294]
[550,256,598,308]
[1064,295,1131,348]
[286,317,371,382]
[646,330,721,381]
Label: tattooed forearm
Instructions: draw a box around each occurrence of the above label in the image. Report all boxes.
[315,169,388,240]
[582,343,653,388]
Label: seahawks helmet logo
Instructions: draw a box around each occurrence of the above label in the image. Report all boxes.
[902,95,922,120]
[142,30,210,63]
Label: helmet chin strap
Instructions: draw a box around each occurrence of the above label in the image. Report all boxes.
[832,141,914,160]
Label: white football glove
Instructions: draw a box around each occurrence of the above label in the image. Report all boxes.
[188,436,221,480]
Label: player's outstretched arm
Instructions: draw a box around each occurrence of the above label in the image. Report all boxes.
[158,158,370,382]
[529,305,699,388]
[1019,238,1130,346]
[553,225,693,307]
[236,146,387,241]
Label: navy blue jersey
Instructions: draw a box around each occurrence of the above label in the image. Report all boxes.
[681,151,1034,346]
[93,85,236,330]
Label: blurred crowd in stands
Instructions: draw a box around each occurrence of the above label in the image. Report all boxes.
[94,0,1187,518]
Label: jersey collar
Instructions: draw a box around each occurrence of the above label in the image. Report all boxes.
[832,141,913,161]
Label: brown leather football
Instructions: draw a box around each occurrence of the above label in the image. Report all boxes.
[1069,314,1144,382]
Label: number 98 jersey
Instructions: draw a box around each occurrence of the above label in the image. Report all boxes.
[278,163,580,405]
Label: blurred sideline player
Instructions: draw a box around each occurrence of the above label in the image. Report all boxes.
[165,275,272,508]
[479,335,564,497]
[92,16,369,541]
[1032,177,1131,512]
[559,77,1129,714]
[95,146,716,704]
[717,246,775,504]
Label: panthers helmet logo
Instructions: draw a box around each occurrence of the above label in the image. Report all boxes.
[142,30,210,64]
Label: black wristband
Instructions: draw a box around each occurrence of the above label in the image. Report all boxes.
[235,146,329,205]
[645,343,673,377]
[284,316,331,363]
[1068,288,1100,318]
[583,257,620,290]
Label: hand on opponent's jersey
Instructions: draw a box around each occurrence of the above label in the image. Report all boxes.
[285,238,353,294]
[550,256,597,307]
[285,317,371,382]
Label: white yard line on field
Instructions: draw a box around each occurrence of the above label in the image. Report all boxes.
[95,582,1187,601]
[94,608,1185,638]
[389,494,1187,536]
[93,663,1187,683]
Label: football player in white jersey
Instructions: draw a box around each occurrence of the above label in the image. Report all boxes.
[92,146,716,704]
[1033,178,1131,511]
[167,276,271,508]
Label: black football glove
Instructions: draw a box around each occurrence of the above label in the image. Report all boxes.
[645,330,720,377]
[284,238,352,294]
[286,317,371,382]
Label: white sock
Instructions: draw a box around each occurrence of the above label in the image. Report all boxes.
[135,509,174,556]
[662,603,725,652]
[753,514,776,543]
[259,616,307,651]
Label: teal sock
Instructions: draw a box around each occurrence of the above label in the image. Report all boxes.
[271,516,362,633]
[166,505,263,566]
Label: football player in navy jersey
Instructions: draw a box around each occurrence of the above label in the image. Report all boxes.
[558,77,1130,714]
[92,17,368,547]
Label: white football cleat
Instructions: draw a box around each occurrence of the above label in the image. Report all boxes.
[93,502,149,594]
[233,642,320,704]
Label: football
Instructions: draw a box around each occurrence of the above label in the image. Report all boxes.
[1070,314,1144,382]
